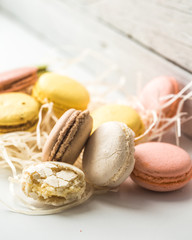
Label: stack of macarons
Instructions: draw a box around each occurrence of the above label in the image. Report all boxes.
[0,65,192,208]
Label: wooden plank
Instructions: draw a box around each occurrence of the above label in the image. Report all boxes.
[0,0,191,95]
[78,0,192,72]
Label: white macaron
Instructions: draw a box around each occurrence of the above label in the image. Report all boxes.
[82,121,135,188]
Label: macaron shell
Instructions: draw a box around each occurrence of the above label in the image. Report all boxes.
[32,73,90,113]
[59,111,93,164]
[0,67,38,93]
[140,76,179,118]
[43,109,93,164]
[42,109,76,162]
[83,121,135,187]
[131,170,192,192]
[0,120,38,133]
[91,104,145,137]
[131,142,192,192]
[0,93,40,131]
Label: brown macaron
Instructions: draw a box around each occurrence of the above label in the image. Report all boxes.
[42,109,93,164]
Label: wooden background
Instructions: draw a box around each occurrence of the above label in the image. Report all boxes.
[0,0,191,93]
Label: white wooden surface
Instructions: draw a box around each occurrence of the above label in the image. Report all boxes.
[69,0,192,72]
[0,0,191,96]
[0,12,53,71]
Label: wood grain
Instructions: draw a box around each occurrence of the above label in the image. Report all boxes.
[0,0,191,95]
[83,0,192,72]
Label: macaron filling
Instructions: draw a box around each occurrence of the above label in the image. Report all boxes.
[48,110,91,163]
[0,93,40,133]
[0,118,38,133]
[49,111,80,161]
[132,166,192,186]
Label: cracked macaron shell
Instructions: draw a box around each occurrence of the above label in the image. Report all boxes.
[0,92,40,132]
[32,73,90,116]
[82,121,135,188]
[131,142,192,192]
[21,161,86,206]
[42,109,93,164]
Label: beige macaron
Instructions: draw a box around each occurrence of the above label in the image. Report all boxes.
[82,121,135,188]
[42,109,93,164]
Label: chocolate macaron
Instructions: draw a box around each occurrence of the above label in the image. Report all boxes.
[42,109,93,164]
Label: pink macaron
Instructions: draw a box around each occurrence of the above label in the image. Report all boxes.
[140,76,179,118]
[0,66,46,93]
[131,142,192,192]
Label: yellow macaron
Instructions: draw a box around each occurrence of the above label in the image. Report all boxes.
[0,92,40,133]
[91,104,145,137]
[32,73,90,117]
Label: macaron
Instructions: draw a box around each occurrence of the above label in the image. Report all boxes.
[82,121,135,188]
[131,142,192,192]
[0,66,46,93]
[140,76,179,118]
[0,92,40,133]
[42,109,93,164]
[32,73,90,117]
[91,104,145,137]
[21,161,86,206]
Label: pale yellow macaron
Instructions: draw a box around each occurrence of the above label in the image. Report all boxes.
[91,104,145,137]
[0,92,40,133]
[32,73,90,117]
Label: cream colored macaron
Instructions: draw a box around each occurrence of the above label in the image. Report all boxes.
[21,162,86,206]
[82,121,135,188]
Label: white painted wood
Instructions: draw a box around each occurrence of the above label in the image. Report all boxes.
[0,0,191,95]
[82,0,192,72]
[0,12,53,71]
